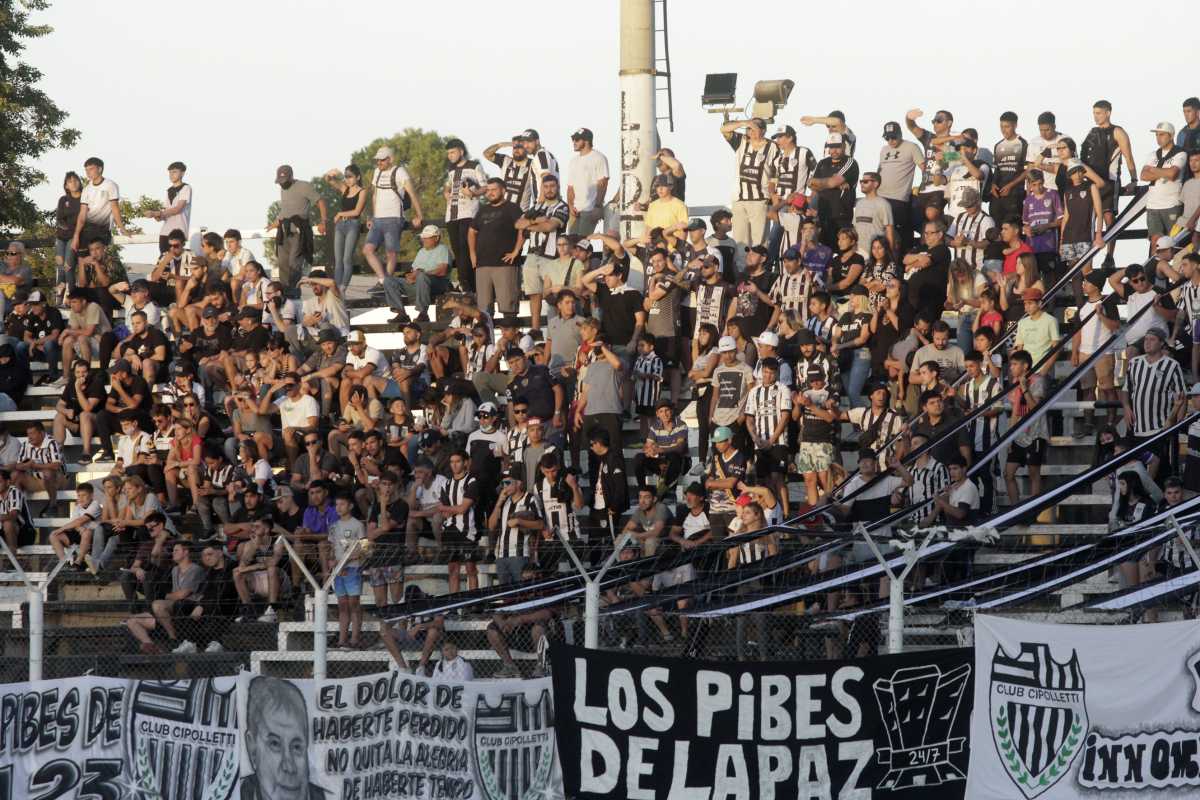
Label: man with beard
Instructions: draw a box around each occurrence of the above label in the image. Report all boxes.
[484,134,536,210]
[267,165,327,299]
[442,138,487,293]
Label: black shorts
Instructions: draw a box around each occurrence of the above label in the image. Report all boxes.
[1098,179,1118,215]
[1133,433,1172,466]
[17,524,37,548]
[174,600,200,618]
[1007,438,1048,467]
[442,528,481,564]
[653,335,682,368]
[755,445,789,476]
[680,308,697,340]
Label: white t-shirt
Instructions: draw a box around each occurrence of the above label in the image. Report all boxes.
[567,150,609,211]
[160,184,192,237]
[122,297,162,328]
[1076,298,1109,354]
[433,656,474,682]
[115,431,154,468]
[81,178,120,226]
[223,246,254,278]
[277,394,319,429]
[1145,147,1188,210]
[346,346,388,378]
[948,480,980,515]
[372,165,410,219]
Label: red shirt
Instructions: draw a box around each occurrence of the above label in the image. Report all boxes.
[1003,242,1033,274]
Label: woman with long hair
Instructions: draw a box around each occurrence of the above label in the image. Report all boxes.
[830,227,866,292]
[862,236,899,312]
[999,253,1044,323]
[324,164,367,292]
[724,316,757,368]
[835,287,875,405]
[55,172,83,302]
[947,257,987,348]
[1111,469,1156,590]
[688,323,721,462]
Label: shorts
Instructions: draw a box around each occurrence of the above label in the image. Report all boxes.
[1133,432,1172,466]
[368,565,403,587]
[1006,438,1048,467]
[72,335,100,357]
[174,599,200,618]
[797,441,836,474]
[1147,205,1184,238]
[1078,352,1114,391]
[652,563,695,591]
[1098,180,1118,215]
[1059,241,1092,266]
[653,335,682,368]
[442,527,481,563]
[366,217,405,253]
[333,566,363,598]
[756,445,789,476]
[521,253,556,295]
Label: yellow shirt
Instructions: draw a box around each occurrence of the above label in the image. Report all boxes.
[643,197,689,248]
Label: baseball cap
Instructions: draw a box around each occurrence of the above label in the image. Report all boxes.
[651,173,675,189]
[960,187,981,207]
[1021,287,1045,302]
[526,416,544,427]
[318,328,340,344]
[1145,325,1169,341]
[202,306,220,320]
[1152,121,1177,136]
[402,320,422,334]
[773,125,797,139]
[308,269,328,281]
[346,330,366,345]
[711,426,733,443]
[11,291,28,305]
[1066,158,1086,174]
[686,218,707,231]
[521,128,540,140]
[170,361,190,376]
[796,329,817,345]
[782,245,802,260]
[571,127,594,141]
[882,121,902,139]
[275,165,294,184]
[806,366,827,382]
[717,336,737,352]
[238,306,260,320]
[754,331,780,348]
[26,290,43,304]
[374,146,394,160]
[418,225,441,239]
[826,133,845,146]
[735,493,755,507]
[477,401,499,416]
[111,359,132,373]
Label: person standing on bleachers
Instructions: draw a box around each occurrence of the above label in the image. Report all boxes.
[268,165,328,300]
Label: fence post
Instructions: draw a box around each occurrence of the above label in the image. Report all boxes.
[28,587,43,682]
[856,524,941,655]
[555,531,633,648]
[276,535,360,681]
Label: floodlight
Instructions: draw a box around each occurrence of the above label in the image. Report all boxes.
[701,73,738,108]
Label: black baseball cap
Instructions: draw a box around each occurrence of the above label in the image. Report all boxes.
[238,306,261,320]
[883,121,902,139]
[686,218,707,231]
[318,328,341,344]
[202,306,220,319]
[571,127,594,142]
[521,128,540,140]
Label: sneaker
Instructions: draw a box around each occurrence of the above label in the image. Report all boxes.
[91,451,112,463]
[172,640,197,654]
[368,281,386,295]
[415,311,430,323]
[257,606,277,623]
[48,376,68,389]
[83,555,98,576]
[204,641,224,653]
[235,605,253,623]
[388,311,410,325]
[76,453,93,465]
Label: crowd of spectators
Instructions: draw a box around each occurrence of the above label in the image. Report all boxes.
[2,99,1200,667]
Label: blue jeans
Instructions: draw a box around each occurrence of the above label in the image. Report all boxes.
[0,393,15,412]
[333,219,361,290]
[957,311,977,352]
[365,217,405,253]
[54,239,77,287]
[845,352,872,407]
[766,220,785,268]
[16,338,58,376]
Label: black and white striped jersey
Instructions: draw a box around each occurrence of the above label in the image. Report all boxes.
[845,406,905,462]
[908,459,949,520]
[17,436,61,467]
[769,269,812,318]
[949,211,995,269]
[534,474,580,540]
[489,154,535,210]
[494,492,543,558]
[201,461,236,491]
[744,382,792,441]
[441,474,479,540]
[444,159,488,222]
[528,199,569,257]
[728,134,779,202]
[806,315,839,349]
[1125,353,1187,436]
[772,146,816,196]
[1179,281,1200,325]
[633,352,664,408]
[464,341,496,380]
[507,427,530,468]
[961,374,1003,451]
[528,149,559,197]
[0,485,33,531]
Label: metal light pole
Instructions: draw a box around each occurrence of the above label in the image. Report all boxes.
[618,0,657,243]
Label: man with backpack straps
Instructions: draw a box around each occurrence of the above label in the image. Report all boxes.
[364,146,424,297]
[1140,121,1188,253]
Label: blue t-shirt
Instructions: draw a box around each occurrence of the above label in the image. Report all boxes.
[412,243,450,273]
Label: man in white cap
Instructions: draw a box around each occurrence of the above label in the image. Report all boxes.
[709,335,753,452]
[751,330,793,387]
[383,225,450,323]
[365,146,424,294]
[1141,122,1187,253]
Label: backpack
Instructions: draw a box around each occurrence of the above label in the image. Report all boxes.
[1081,126,1118,179]
[377,166,412,212]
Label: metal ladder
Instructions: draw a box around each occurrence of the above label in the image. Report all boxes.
[652,0,674,132]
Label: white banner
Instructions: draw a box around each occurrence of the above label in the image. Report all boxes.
[968,615,1200,799]
[0,671,562,800]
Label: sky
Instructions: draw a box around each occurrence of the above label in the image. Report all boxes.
[22,0,1195,256]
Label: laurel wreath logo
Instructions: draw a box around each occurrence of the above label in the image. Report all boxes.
[996,710,1083,788]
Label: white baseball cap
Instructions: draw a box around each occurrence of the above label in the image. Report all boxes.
[418,225,441,239]
[1152,121,1176,136]
[346,330,366,345]
[374,146,394,160]
[754,331,780,348]
[717,336,737,352]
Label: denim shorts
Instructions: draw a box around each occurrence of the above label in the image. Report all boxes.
[334,566,363,597]
[366,217,405,252]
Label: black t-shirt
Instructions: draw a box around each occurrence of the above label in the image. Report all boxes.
[23,309,64,343]
[470,200,523,266]
[911,412,967,466]
[231,324,270,353]
[186,323,233,361]
[813,157,860,220]
[275,506,304,533]
[121,327,170,362]
[369,498,410,547]
[831,253,865,290]
[109,374,152,413]
[837,310,873,369]
[61,372,108,415]
[594,283,645,347]
[906,246,951,318]
[507,364,557,420]
[733,271,775,338]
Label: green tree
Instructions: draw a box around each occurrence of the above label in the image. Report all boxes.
[264,127,453,269]
[0,0,81,233]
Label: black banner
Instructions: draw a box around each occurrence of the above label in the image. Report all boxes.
[549,644,972,800]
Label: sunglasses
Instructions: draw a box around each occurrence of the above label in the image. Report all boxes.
[305,439,320,445]
[182,401,197,407]
[5,251,19,256]
[513,409,528,415]
[933,116,947,123]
